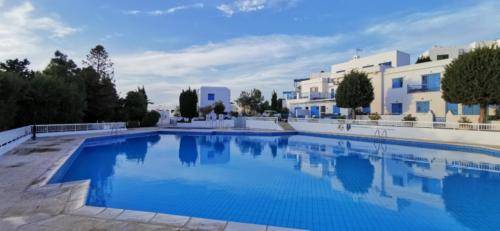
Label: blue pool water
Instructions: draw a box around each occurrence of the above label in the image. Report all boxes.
[53,132,500,231]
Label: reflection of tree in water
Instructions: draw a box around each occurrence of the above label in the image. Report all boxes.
[179,136,198,166]
[235,137,263,157]
[335,154,374,194]
[443,173,500,231]
[277,137,289,149]
[123,135,160,163]
[85,145,120,206]
[269,143,278,158]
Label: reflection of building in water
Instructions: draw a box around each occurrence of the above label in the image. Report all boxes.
[286,136,500,213]
[198,136,231,165]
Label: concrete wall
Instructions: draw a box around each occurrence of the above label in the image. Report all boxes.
[289,121,500,147]
[176,120,234,129]
[245,120,283,131]
[198,86,231,113]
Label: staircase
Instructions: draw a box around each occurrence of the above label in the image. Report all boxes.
[278,121,296,131]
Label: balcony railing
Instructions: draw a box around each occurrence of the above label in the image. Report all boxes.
[407,84,440,93]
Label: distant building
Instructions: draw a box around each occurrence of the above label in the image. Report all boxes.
[284,40,499,121]
[198,86,231,113]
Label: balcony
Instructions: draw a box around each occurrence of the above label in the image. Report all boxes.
[407,84,440,93]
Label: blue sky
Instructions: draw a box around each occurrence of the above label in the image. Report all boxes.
[1,0,499,108]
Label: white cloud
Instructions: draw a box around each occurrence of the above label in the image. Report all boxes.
[217,0,298,17]
[363,1,500,55]
[0,2,78,68]
[114,35,343,108]
[123,3,205,16]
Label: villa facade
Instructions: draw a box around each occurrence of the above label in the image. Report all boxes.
[284,40,499,121]
[198,86,231,113]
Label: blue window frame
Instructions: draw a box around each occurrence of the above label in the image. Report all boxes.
[391,103,403,115]
[416,101,430,113]
[392,78,403,88]
[333,106,341,114]
[330,88,335,99]
[422,73,441,91]
[462,104,480,115]
[446,103,458,115]
[207,93,215,101]
[362,106,371,114]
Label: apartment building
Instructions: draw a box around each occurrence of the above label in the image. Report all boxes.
[284,40,499,121]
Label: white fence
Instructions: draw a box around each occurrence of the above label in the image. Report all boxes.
[288,118,500,131]
[35,122,126,134]
[0,126,32,156]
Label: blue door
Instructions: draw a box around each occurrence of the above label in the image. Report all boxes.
[333,106,340,115]
[391,103,403,115]
[311,106,320,118]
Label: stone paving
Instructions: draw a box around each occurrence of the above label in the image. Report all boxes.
[0,129,304,231]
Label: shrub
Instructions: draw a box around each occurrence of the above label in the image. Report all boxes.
[402,114,417,121]
[458,116,472,123]
[368,113,381,120]
[127,121,141,128]
[142,110,161,127]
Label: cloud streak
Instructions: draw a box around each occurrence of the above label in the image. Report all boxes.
[217,0,299,17]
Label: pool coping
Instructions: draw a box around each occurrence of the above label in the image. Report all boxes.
[32,129,307,231]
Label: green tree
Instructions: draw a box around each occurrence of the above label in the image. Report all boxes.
[142,110,161,127]
[415,56,431,64]
[271,90,278,111]
[82,45,119,122]
[213,101,225,116]
[442,46,500,123]
[0,72,28,130]
[336,71,374,119]
[0,58,34,80]
[237,89,264,115]
[199,105,213,117]
[124,87,148,122]
[258,100,270,114]
[179,88,198,121]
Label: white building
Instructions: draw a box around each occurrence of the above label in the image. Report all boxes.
[198,86,231,113]
[284,40,499,121]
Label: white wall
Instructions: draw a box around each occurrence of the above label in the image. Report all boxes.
[289,121,500,147]
[198,86,231,113]
[176,120,234,129]
[245,120,283,131]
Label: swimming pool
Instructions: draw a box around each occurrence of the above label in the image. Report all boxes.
[52,131,500,231]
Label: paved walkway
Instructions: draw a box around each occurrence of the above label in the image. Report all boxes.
[0,129,302,231]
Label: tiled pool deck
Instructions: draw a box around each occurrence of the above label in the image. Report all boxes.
[0,129,301,231]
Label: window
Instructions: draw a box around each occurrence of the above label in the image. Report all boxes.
[436,54,449,60]
[446,103,458,115]
[422,73,441,91]
[362,64,374,68]
[336,70,345,74]
[462,104,480,115]
[391,103,403,115]
[379,61,392,67]
[310,87,318,93]
[320,106,326,113]
[207,93,215,101]
[416,101,430,113]
[362,106,371,114]
[330,88,335,99]
[392,77,403,88]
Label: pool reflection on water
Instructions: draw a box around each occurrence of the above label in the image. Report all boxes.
[57,133,500,231]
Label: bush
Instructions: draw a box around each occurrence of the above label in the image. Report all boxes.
[127,121,141,128]
[368,113,381,120]
[402,114,417,121]
[458,116,472,123]
[142,110,161,127]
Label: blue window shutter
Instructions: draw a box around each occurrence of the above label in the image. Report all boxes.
[391,103,403,115]
[462,104,480,115]
[446,103,458,115]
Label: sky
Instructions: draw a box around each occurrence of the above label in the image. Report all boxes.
[1,0,499,109]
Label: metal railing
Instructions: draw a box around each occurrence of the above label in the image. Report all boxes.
[244,117,279,123]
[288,118,500,131]
[35,122,126,134]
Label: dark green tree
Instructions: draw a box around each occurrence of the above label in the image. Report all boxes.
[142,110,161,127]
[336,71,374,119]
[442,46,500,123]
[213,101,225,116]
[0,58,34,79]
[124,87,148,122]
[415,56,431,64]
[258,100,270,114]
[271,90,278,111]
[0,72,28,130]
[179,88,198,122]
[82,45,119,122]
